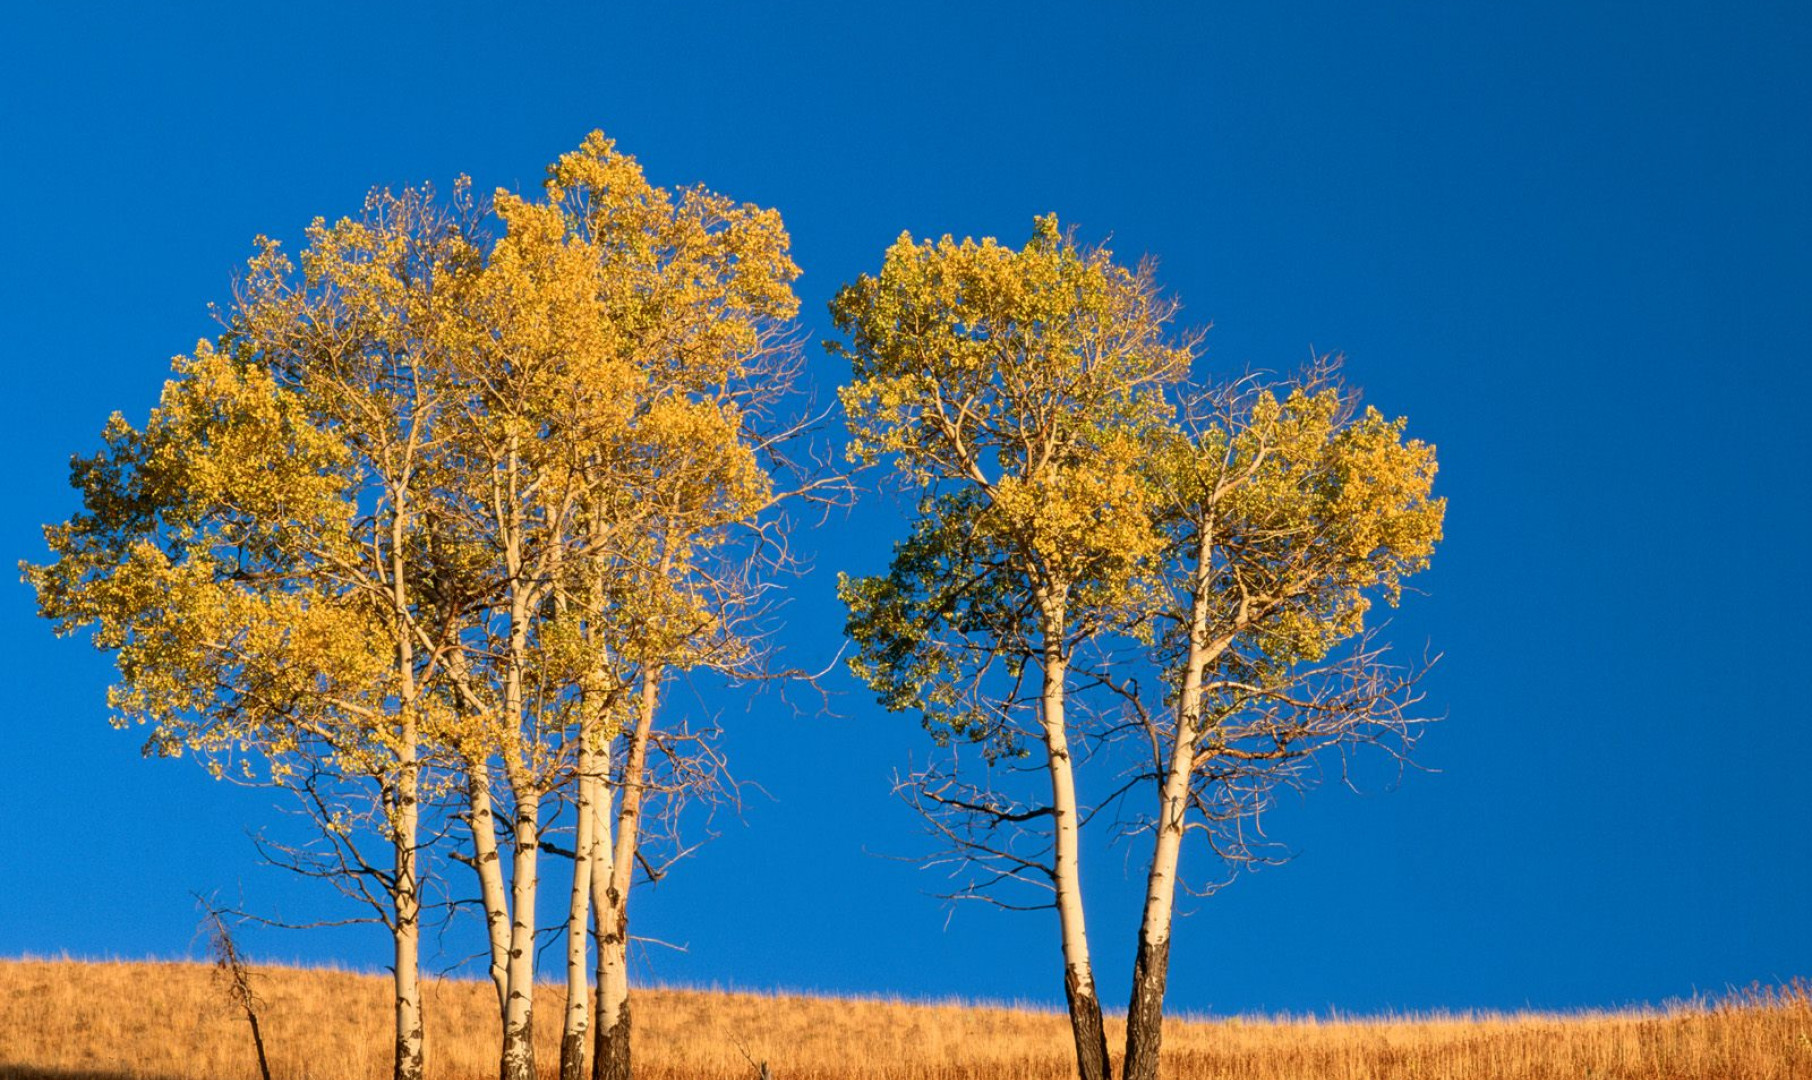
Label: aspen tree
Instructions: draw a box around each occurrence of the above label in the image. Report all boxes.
[1115,367,1444,1080]
[536,133,803,1080]
[430,180,639,1080]
[34,133,813,1080]
[26,183,483,1080]
[834,216,1192,1080]
[424,133,804,1080]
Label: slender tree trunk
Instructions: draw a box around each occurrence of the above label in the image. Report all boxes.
[556,527,594,1080]
[497,436,540,1080]
[1036,591,1110,1080]
[592,666,658,1080]
[465,760,511,1015]
[591,896,631,1080]
[582,536,620,1080]
[560,729,599,1080]
[1124,524,1216,1080]
[499,782,541,1080]
[392,724,425,1080]
[462,748,536,1080]
[389,498,425,1080]
[246,1007,273,1080]
[1123,719,1194,1080]
[589,738,622,1080]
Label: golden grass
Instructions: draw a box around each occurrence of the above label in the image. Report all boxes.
[1,958,1807,1080]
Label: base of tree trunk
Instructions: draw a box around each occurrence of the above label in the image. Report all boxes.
[593,1001,631,1080]
[559,1030,587,1080]
[500,1027,536,1080]
[1123,936,1173,1080]
[1063,964,1112,1080]
[393,1033,424,1080]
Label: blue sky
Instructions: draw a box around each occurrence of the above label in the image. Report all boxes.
[4,2,1808,1016]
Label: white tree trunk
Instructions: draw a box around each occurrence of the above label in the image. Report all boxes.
[499,781,541,1080]
[392,719,425,1080]
[560,727,599,1080]
[497,441,540,1080]
[1125,523,1218,1080]
[589,753,621,1080]
[464,761,511,1016]
[1036,591,1110,1080]
[592,666,657,1080]
[388,499,425,1080]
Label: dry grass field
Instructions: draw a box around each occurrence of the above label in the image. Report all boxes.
[1,958,1806,1080]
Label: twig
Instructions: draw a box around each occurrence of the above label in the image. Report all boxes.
[195,893,274,1080]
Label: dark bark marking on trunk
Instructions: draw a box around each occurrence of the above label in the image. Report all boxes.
[592,996,632,1080]
[1063,964,1111,1080]
[500,1007,535,1080]
[394,1026,424,1080]
[559,1029,587,1080]
[1123,935,1173,1080]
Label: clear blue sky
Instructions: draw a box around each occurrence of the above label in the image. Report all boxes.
[4,2,1808,1016]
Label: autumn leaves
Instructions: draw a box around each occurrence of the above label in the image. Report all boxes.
[835,220,1444,1080]
[26,133,1442,1080]
[30,135,808,1080]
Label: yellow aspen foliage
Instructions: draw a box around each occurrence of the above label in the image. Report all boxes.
[835,216,1190,747]
[834,215,1193,1080]
[1163,382,1445,667]
[26,333,402,774]
[25,132,807,1080]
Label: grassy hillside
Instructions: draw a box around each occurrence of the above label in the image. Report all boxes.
[1,959,1806,1080]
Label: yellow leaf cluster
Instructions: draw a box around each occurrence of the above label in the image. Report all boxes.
[26,131,804,798]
